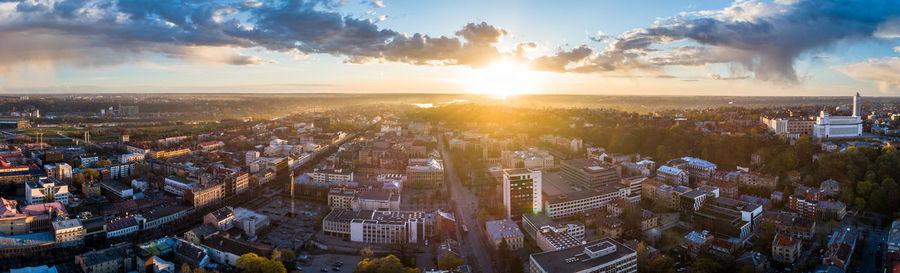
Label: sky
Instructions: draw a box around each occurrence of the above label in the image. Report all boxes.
[0,0,899,96]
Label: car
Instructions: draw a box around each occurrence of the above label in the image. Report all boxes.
[332,267,342,271]
[332,262,343,267]
[320,268,328,272]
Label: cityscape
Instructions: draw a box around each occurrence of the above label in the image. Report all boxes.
[1,1,900,273]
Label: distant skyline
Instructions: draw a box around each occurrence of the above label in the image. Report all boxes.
[1,0,899,96]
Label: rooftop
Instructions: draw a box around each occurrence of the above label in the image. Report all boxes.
[529,238,635,273]
[485,219,524,240]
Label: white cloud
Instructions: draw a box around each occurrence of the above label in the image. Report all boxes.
[834,57,900,93]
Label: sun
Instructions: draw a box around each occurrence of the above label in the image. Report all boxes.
[467,60,542,98]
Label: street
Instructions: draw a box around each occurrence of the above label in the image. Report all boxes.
[438,135,495,273]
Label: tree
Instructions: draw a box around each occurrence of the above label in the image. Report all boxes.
[637,242,651,273]
[437,254,463,270]
[181,263,192,273]
[98,159,112,167]
[854,197,866,210]
[688,256,723,273]
[272,249,296,269]
[360,247,374,258]
[236,253,286,273]
[650,255,676,273]
[354,255,420,273]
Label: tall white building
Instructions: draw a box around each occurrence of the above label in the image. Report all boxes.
[503,169,542,218]
[25,177,69,205]
[813,93,863,139]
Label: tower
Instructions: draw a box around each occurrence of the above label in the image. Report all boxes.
[290,171,295,217]
[852,92,861,117]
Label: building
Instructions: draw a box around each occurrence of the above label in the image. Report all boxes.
[888,219,900,253]
[820,179,841,197]
[198,141,224,151]
[620,161,651,177]
[485,219,525,250]
[772,233,802,263]
[233,207,269,239]
[503,169,542,218]
[45,163,72,181]
[322,209,432,244]
[327,187,357,210]
[106,216,139,238]
[656,165,688,186]
[148,148,191,160]
[813,93,863,139]
[203,235,272,267]
[353,191,401,211]
[528,238,637,273]
[619,176,643,203]
[822,227,858,270]
[668,157,717,181]
[80,156,99,168]
[308,168,353,183]
[82,180,101,198]
[100,180,134,200]
[204,207,234,231]
[736,251,770,273]
[406,158,444,189]
[140,205,190,230]
[543,184,624,219]
[131,178,148,192]
[119,153,145,164]
[25,177,69,205]
[691,197,760,239]
[522,213,585,251]
[51,218,84,247]
[501,149,555,170]
[75,243,136,273]
[728,171,778,190]
[185,182,225,208]
[560,159,621,189]
[641,210,659,231]
[599,216,623,239]
[761,116,816,135]
[163,177,194,196]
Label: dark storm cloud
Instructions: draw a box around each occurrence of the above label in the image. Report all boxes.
[0,0,512,70]
[572,0,900,82]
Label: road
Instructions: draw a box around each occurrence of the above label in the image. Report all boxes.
[858,227,887,273]
[438,135,494,273]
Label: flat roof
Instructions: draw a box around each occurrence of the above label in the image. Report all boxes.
[530,238,634,273]
[504,168,533,175]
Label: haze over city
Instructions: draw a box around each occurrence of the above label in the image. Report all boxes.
[1,1,900,273]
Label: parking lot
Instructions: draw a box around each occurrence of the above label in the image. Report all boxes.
[296,254,361,273]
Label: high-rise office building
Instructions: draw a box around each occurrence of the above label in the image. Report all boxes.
[503,169,542,219]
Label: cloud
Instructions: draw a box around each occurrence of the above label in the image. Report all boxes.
[0,0,898,85]
[835,57,900,92]
[529,45,593,72]
[0,0,518,73]
[565,0,900,82]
